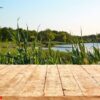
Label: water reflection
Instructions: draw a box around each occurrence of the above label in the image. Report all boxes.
[44,43,100,52]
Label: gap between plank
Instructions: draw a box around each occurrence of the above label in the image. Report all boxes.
[57,65,65,96]
[80,65,100,86]
[43,65,48,96]
[69,66,84,96]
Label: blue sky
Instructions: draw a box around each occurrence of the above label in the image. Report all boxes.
[0,0,100,35]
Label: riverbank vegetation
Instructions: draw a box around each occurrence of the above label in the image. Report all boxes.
[0,26,100,64]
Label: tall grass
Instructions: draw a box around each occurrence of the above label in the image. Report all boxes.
[0,22,67,64]
[71,30,100,64]
[0,24,100,64]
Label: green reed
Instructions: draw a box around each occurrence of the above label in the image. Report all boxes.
[0,24,100,64]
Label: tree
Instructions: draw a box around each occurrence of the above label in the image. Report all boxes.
[0,27,12,41]
[38,29,55,42]
[45,29,55,41]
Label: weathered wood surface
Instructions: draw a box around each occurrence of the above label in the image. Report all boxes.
[0,65,100,100]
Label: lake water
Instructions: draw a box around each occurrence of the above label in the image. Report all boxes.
[45,43,100,52]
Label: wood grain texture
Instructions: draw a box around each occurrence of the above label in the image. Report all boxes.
[0,65,100,100]
[0,65,27,95]
[19,65,47,96]
[2,96,100,100]
[69,65,100,96]
[44,65,63,96]
[58,65,83,96]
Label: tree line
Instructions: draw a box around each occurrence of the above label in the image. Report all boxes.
[0,27,100,43]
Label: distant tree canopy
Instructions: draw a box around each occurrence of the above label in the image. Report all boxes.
[0,27,13,41]
[38,29,55,41]
[0,27,99,43]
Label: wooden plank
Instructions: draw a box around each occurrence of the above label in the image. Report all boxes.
[0,65,7,70]
[18,65,47,96]
[92,65,100,86]
[0,65,12,75]
[69,65,100,96]
[0,65,100,99]
[0,65,28,95]
[44,65,63,96]
[82,65,100,86]
[58,65,83,96]
[2,96,100,100]
[94,66,100,74]
[82,65,100,76]
[2,65,36,96]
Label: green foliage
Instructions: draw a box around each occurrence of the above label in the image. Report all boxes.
[38,29,55,42]
[0,25,100,64]
[0,27,13,41]
[71,35,100,64]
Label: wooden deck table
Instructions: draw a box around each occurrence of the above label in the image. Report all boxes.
[0,65,100,100]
